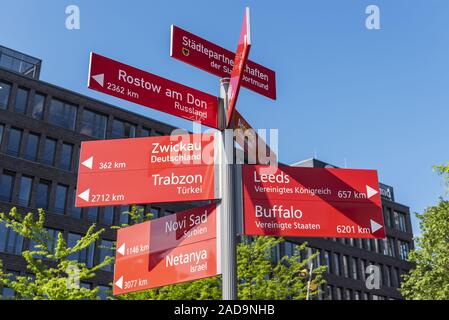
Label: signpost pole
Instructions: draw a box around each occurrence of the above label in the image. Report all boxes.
[219,78,237,300]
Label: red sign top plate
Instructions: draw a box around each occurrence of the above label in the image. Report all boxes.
[170,25,276,100]
[88,52,219,129]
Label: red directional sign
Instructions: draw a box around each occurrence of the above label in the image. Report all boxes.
[88,52,219,129]
[242,165,385,239]
[170,25,276,100]
[233,110,277,165]
[113,204,219,295]
[75,133,218,207]
[226,7,252,128]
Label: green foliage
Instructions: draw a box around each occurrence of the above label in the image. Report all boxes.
[400,164,449,300]
[433,163,449,190]
[0,208,113,300]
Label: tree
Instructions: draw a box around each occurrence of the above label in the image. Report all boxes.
[400,164,449,300]
[0,208,113,300]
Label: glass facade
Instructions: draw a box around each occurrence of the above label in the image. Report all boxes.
[55,184,68,214]
[24,132,39,161]
[87,207,98,222]
[0,45,41,79]
[103,207,114,226]
[18,175,33,207]
[80,109,107,139]
[112,119,136,138]
[35,180,50,210]
[41,138,56,166]
[6,128,22,156]
[0,171,15,202]
[0,124,4,145]
[31,93,45,120]
[13,88,29,114]
[0,81,11,109]
[48,99,77,130]
[70,190,81,219]
[0,221,23,255]
[59,143,73,171]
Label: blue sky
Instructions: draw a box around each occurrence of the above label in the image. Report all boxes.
[1,0,449,236]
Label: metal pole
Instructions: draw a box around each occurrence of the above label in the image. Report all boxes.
[219,78,237,300]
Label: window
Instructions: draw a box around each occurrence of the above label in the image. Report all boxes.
[80,109,107,139]
[360,259,367,280]
[0,221,23,254]
[386,237,396,257]
[0,124,4,145]
[41,138,56,166]
[152,130,164,137]
[68,233,94,268]
[384,265,392,287]
[365,239,372,251]
[31,93,45,120]
[103,207,115,226]
[70,190,81,219]
[336,288,343,300]
[97,286,111,300]
[24,132,39,161]
[351,257,358,280]
[99,240,114,272]
[119,206,130,225]
[344,289,352,300]
[150,207,160,219]
[59,143,73,171]
[0,171,15,202]
[284,241,294,257]
[36,180,50,210]
[271,244,280,263]
[111,119,136,138]
[323,251,330,273]
[87,207,98,222]
[55,184,68,214]
[372,239,379,253]
[342,255,349,278]
[6,127,22,156]
[48,99,77,130]
[333,253,340,276]
[140,127,151,137]
[0,81,11,109]
[18,176,33,207]
[393,268,400,288]
[383,207,392,228]
[325,286,333,300]
[396,212,407,232]
[13,88,29,114]
[398,241,410,260]
[1,271,20,299]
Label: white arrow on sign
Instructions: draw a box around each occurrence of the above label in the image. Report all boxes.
[115,276,124,289]
[92,74,104,87]
[117,243,126,256]
[370,219,383,233]
[82,156,93,170]
[366,185,378,199]
[78,189,90,202]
